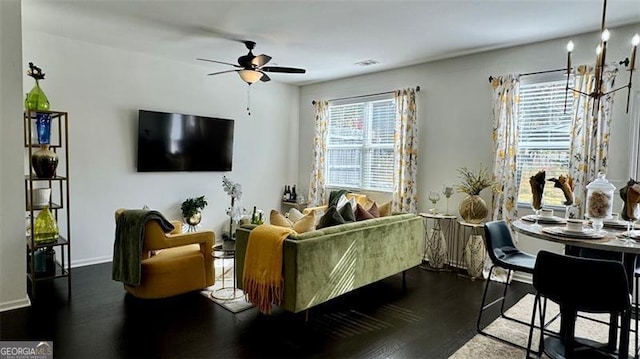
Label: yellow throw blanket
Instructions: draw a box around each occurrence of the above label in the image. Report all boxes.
[242,224,294,314]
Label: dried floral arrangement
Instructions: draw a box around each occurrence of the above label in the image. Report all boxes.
[587,190,611,218]
[456,164,500,196]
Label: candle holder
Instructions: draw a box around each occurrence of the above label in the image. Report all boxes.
[442,185,455,215]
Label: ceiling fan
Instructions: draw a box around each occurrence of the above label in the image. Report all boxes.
[196,41,306,85]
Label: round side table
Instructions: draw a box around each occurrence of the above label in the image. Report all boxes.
[210,243,241,300]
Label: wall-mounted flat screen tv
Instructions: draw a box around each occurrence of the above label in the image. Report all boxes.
[137,110,234,172]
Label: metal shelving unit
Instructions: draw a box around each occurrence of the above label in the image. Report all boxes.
[24,110,71,300]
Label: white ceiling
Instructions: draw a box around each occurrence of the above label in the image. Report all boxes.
[22,0,640,86]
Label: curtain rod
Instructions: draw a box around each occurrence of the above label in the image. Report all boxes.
[311,86,420,105]
[488,68,566,83]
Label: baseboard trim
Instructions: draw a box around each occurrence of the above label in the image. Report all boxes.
[71,256,111,268]
[513,271,532,285]
[0,296,31,313]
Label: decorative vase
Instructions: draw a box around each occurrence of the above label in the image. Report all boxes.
[425,227,448,269]
[459,195,489,224]
[464,234,486,279]
[185,211,202,226]
[34,206,59,244]
[31,145,59,178]
[25,80,50,111]
[35,112,52,145]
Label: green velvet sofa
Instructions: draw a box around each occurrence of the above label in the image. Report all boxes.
[235,213,424,313]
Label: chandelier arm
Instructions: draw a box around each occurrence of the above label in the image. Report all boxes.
[568,88,591,97]
[602,84,631,97]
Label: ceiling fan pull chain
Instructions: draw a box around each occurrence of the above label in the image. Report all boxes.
[246,85,251,116]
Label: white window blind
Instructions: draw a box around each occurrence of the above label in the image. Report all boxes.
[516,76,574,206]
[326,96,395,192]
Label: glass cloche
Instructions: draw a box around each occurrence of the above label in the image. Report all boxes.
[585,173,615,231]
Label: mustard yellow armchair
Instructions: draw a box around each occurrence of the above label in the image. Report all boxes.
[114,209,215,299]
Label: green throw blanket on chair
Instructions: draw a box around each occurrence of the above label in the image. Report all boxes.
[112,210,174,286]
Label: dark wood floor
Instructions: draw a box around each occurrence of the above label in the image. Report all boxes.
[0,264,530,358]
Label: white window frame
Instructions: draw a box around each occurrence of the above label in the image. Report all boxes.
[516,73,574,208]
[325,94,395,193]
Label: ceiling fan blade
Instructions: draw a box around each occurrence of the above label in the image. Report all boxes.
[252,54,272,67]
[207,69,239,76]
[196,58,241,68]
[261,66,306,74]
[260,72,271,82]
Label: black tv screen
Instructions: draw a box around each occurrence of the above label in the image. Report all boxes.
[137,110,234,172]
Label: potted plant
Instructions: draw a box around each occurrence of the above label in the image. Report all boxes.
[456,164,500,224]
[181,195,208,226]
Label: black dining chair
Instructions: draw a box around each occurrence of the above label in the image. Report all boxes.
[477,220,537,351]
[526,250,632,359]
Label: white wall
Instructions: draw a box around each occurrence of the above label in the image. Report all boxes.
[299,23,640,256]
[0,0,31,311]
[21,31,300,267]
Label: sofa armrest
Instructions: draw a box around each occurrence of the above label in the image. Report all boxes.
[168,221,183,234]
[165,231,214,249]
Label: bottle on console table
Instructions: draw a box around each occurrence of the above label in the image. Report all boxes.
[291,185,297,202]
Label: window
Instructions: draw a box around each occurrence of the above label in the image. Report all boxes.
[516,75,574,207]
[325,95,395,192]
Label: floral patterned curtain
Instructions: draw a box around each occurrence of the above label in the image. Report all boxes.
[307,100,329,206]
[392,88,418,213]
[490,75,520,225]
[568,64,618,216]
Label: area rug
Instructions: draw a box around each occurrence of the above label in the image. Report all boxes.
[449,294,635,358]
[200,257,255,313]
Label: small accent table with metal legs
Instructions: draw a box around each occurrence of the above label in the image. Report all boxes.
[210,243,242,300]
[457,220,487,280]
[419,213,457,271]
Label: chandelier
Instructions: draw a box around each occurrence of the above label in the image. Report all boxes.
[564,0,639,114]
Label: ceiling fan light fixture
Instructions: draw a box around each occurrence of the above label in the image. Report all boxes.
[238,69,262,84]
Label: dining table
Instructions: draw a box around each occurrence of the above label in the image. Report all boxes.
[512,215,640,358]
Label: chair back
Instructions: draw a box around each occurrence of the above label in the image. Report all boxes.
[533,250,630,313]
[483,220,519,266]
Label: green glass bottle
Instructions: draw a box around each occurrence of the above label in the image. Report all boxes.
[25,79,50,111]
[34,206,59,244]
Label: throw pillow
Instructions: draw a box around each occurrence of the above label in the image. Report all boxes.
[317,206,346,229]
[328,189,349,207]
[378,201,392,217]
[270,210,293,227]
[270,209,317,234]
[288,208,305,222]
[336,194,357,215]
[355,203,375,221]
[367,202,380,218]
[339,202,356,222]
[291,210,316,233]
